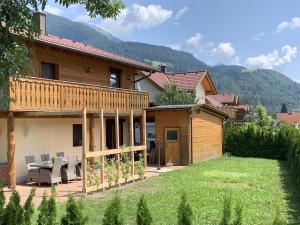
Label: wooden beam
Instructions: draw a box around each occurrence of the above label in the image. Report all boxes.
[7,112,16,188]
[141,110,147,169]
[115,109,120,149]
[99,109,105,184]
[82,108,87,193]
[89,115,95,168]
[130,110,135,176]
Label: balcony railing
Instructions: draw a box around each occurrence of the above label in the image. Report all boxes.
[8,77,149,112]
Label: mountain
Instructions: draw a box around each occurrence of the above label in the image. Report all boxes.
[46,13,300,114]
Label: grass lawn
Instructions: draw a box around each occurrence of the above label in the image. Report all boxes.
[58,157,300,225]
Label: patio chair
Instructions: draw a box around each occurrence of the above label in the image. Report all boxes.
[56,152,64,158]
[25,155,39,183]
[61,154,77,183]
[41,154,50,162]
[39,157,63,185]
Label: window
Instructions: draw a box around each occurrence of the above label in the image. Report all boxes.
[167,130,178,140]
[109,68,121,88]
[73,124,82,147]
[41,62,57,79]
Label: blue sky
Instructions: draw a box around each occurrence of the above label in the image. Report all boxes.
[45,0,300,81]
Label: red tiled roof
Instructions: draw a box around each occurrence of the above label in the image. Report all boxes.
[206,94,236,104]
[205,95,222,107]
[148,71,207,90]
[277,113,300,125]
[32,34,155,71]
[236,104,250,111]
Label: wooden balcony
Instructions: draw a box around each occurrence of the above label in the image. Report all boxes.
[8,77,149,112]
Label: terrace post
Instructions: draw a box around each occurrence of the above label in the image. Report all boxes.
[89,115,95,168]
[130,110,135,176]
[141,110,147,169]
[82,108,87,193]
[99,109,105,184]
[7,112,16,188]
[115,109,121,184]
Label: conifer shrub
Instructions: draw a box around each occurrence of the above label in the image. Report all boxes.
[102,193,123,225]
[61,195,88,225]
[219,194,232,225]
[3,189,24,225]
[272,210,286,225]
[38,187,58,225]
[0,184,5,223]
[136,195,152,225]
[178,192,193,225]
[23,188,36,225]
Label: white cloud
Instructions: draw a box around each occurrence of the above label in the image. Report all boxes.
[186,33,202,48]
[100,4,172,35]
[213,43,236,57]
[75,13,91,22]
[253,32,265,41]
[167,44,181,51]
[175,7,188,21]
[44,5,62,15]
[246,45,297,69]
[277,17,300,33]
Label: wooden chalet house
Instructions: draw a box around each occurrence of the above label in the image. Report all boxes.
[0,12,156,191]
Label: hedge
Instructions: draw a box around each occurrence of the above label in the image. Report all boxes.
[224,123,300,185]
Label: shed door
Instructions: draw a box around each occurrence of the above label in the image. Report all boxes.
[165,128,180,166]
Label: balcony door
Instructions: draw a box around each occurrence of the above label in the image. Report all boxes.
[109,68,122,88]
[41,62,58,80]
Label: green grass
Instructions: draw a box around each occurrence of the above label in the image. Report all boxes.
[57,157,300,225]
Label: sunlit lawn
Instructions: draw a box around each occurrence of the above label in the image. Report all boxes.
[57,157,300,225]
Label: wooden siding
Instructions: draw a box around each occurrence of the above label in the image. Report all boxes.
[28,43,136,89]
[154,111,189,165]
[191,110,223,162]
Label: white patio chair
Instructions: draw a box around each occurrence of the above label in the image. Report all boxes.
[61,154,77,183]
[39,157,63,185]
[25,155,39,183]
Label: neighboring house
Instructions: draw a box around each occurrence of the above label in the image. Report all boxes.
[277,112,300,128]
[0,12,155,187]
[206,93,250,121]
[136,68,217,104]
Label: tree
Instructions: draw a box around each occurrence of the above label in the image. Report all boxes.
[61,195,88,225]
[178,192,193,225]
[252,104,272,127]
[280,103,288,113]
[0,0,124,104]
[136,195,152,225]
[102,193,123,225]
[2,189,24,225]
[37,187,58,225]
[155,84,197,105]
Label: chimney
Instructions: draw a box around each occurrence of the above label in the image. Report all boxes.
[160,64,167,73]
[33,12,46,35]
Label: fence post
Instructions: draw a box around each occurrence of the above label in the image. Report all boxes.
[82,108,87,193]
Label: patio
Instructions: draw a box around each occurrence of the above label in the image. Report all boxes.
[2,166,183,206]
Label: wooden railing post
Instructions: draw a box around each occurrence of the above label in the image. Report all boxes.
[7,112,16,188]
[141,110,147,169]
[130,110,135,177]
[82,108,87,193]
[99,109,105,184]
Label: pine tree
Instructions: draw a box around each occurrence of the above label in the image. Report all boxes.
[23,188,36,225]
[232,201,243,225]
[280,103,288,113]
[219,194,232,225]
[48,186,58,225]
[37,187,58,225]
[61,195,88,225]
[102,193,123,225]
[136,195,152,225]
[37,192,50,225]
[3,189,24,225]
[178,192,193,225]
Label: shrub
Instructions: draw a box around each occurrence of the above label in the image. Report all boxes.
[233,201,243,225]
[178,192,193,225]
[136,195,152,225]
[0,185,5,223]
[135,154,146,179]
[61,195,88,225]
[106,158,119,186]
[272,210,286,225]
[219,194,232,225]
[102,193,123,225]
[23,188,36,225]
[3,189,24,225]
[37,187,58,225]
[120,147,132,182]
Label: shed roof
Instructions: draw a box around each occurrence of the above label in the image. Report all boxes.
[147,104,228,118]
[277,112,300,125]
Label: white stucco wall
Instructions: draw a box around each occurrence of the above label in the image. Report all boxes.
[135,75,161,103]
[195,83,206,104]
[0,117,131,183]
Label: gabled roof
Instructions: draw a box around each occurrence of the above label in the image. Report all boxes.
[30,34,156,71]
[277,112,300,125]
[145,71,217,94]
[206,93,237,105]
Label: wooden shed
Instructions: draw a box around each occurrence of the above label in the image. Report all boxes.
[146,104,228,166]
